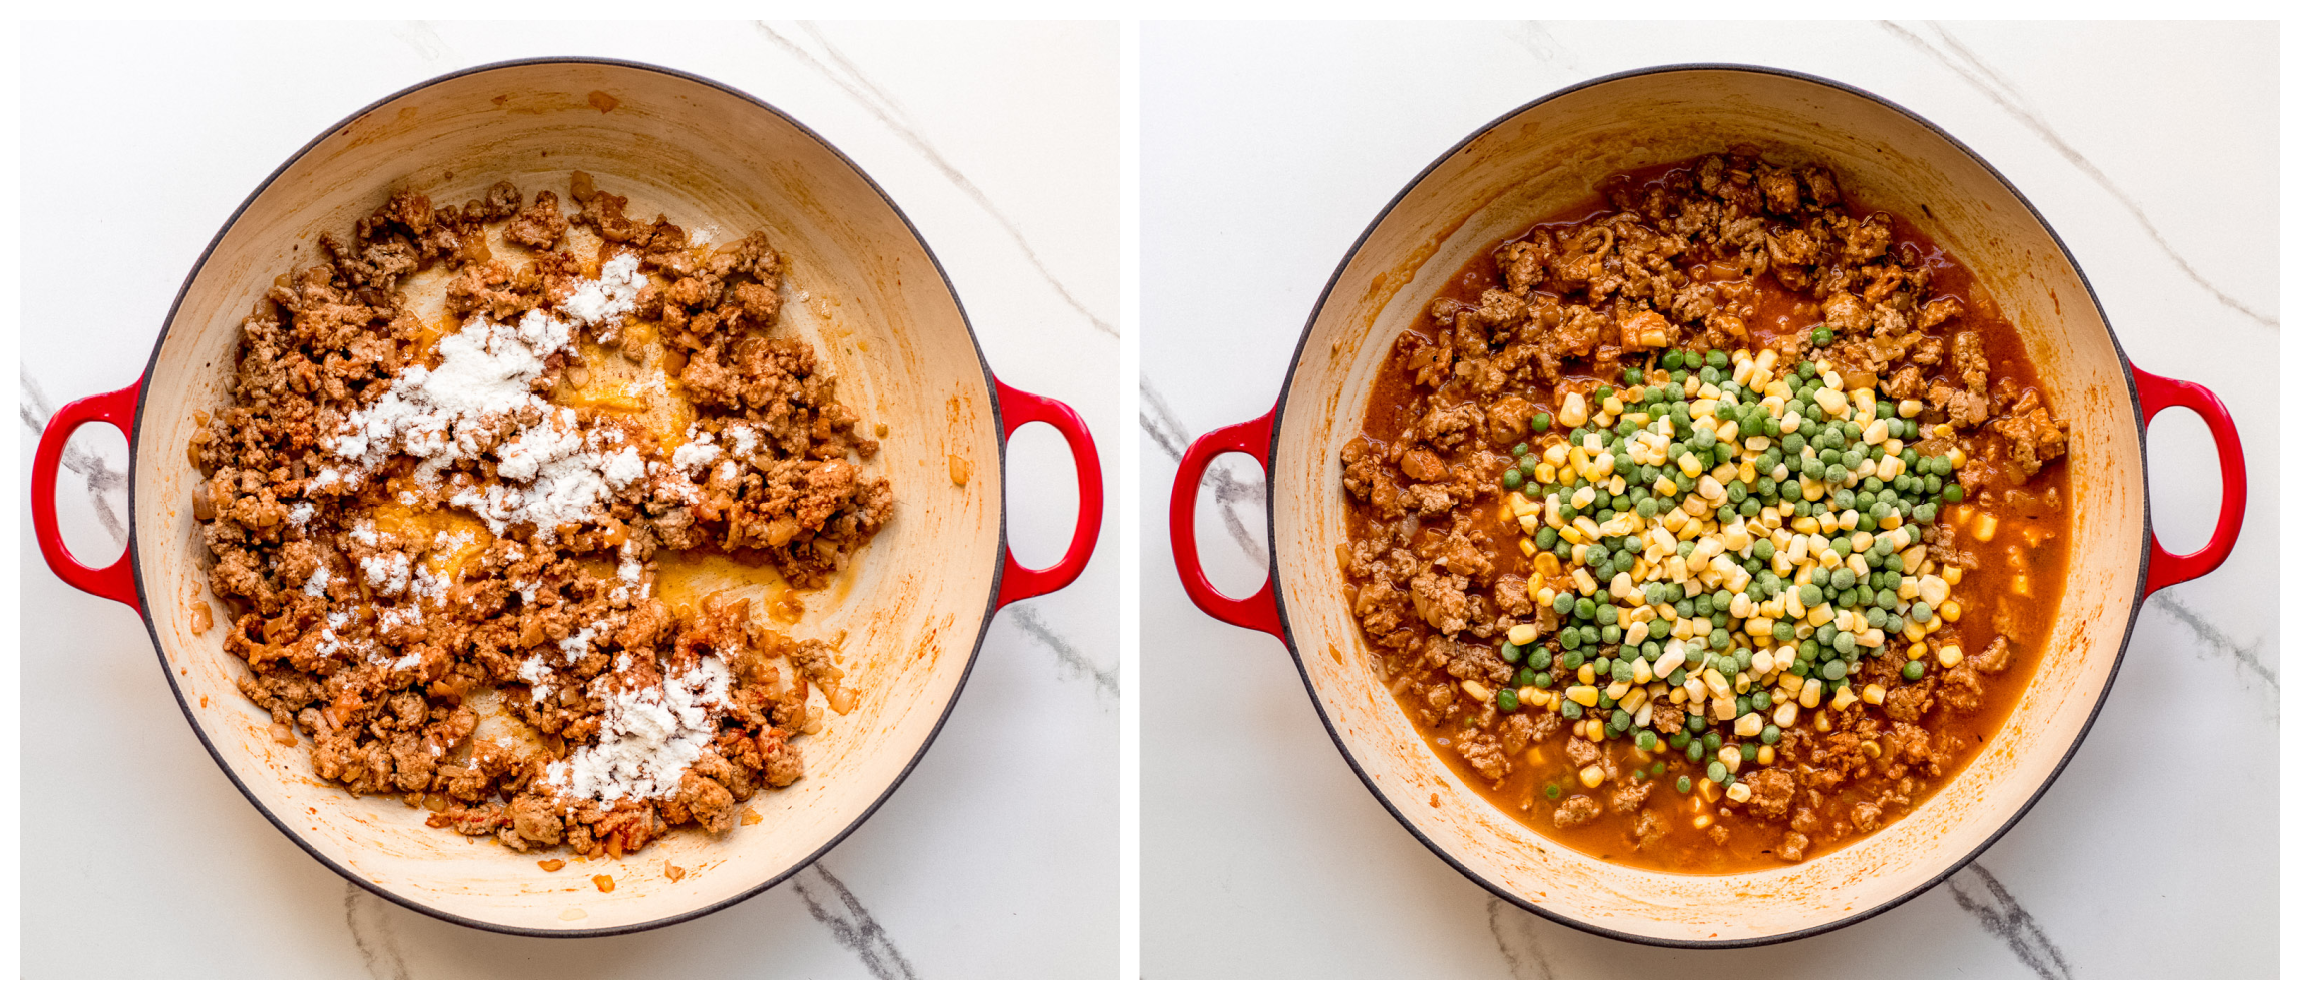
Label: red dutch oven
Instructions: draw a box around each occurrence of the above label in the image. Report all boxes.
[31,59,1103,935]
[1168,65,2244,946]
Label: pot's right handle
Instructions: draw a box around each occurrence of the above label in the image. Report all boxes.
[32,383,142,611]
[992,379,1104,609]
[2135,366,2245,597]
[1167,406,1283,640]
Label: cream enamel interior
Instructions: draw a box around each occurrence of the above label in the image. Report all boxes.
[1272,69,2141,943]
[131,62,1003,933]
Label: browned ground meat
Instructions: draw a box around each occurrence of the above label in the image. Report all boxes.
[189,177,892,860]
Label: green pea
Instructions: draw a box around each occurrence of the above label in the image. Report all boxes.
[1686,714,1708,734]
[1943,484,1965,503]
[1831,567,1857,590]
[1761,724,1781,745]
[1512,442,1530,457]
[1636,729,1658,751]
[1531,413,1553,433]
[1903,661,1925,682]
[1561,700,1583,720]
[1610,659,1634,683]
[1911,603,1933,624]
[1650,761,1668,778]
[1534,672,1554,689]
[1622,367,1645,386]
[1611,709,1633,731]
[1707,761,1729,784]
[1503,469,1524,490]
[1821,659,1849,681]
[1811,327,1834,346]
[1668,730,1691,749]
[1686,741,1706,762]
[1515,667,1538,688]
[1834,632,1858,656]
[1546,782,1563,800]
[1527,647,1553,670]
[1799,583,1824,607]
[1704,731,1722,751]
[1596,693,1615,710]
[1677,776,1693,794]
[1662,348,1685,370]
[1560,651,1583,670]
[1574,597,1596,620]
[1752,689,1773,710]
[1497,688,1520,712]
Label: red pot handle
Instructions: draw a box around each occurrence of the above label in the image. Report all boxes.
[1167,406,1283,640]
[32,383,141,611]
[2134,365,2245,597]
[993,379,1104,608]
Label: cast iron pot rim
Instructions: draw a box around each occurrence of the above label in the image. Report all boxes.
[124,55,1016,939]
[1258,61,2150,950]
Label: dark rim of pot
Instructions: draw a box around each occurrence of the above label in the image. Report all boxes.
[1258,61,2148,949]
[126,56,1012,938]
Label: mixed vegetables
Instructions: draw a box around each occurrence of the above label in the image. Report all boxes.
[1477,330,1979,807]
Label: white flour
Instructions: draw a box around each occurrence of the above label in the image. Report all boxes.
[543,654,731,806]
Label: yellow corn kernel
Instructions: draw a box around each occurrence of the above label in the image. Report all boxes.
[1725,781,1753,803]
[1535,463,1557,484]
[1799,677,1823,708]
[1830,685,1859,711]
[1860,739,1883,760]
[1948,447,1967,470]
[1698,778,1723,803]
[2012,574,2031,597]
[1578,665,1597,685]
[1678,452,1704,478]
[1734,712,1763,738]
[1944,565,1964,586]
[1938,644,1965,667]
[1909,642,1927,659]
[1941,601,1962,623]
[1757,745,1777,766]
[1559,391,1589,428]
[1773,701,1798,728]
[1507,623,1540,646]
[1861,683,1887,705]
[1654,476,1678,497]
[1461,680,1493,702]
[1520,538,1536,557]
[1971,514,1998,543]
[1579,764,1606,788]
[1605,681,1631,701]
[1692,814,1714,830]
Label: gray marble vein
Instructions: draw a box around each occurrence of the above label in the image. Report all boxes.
[793,863,917,979]
[752,21,1117,339]
[1504,22,1579,74]
[344,882,413,979]
[391,20,454,68]
[1946,863,2073,979]
[1007,604,1118,699]
[1882,20,2276,329]
[1140,378,1267,567]
[2153,593,2276,693]
[20,372,129,546]
[1485,896,1558,978]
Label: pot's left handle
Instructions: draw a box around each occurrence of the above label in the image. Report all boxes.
[2135,366,2246,597]
[32,383,141,611]
[993,379,1105,609]
[1167,405,1284,640]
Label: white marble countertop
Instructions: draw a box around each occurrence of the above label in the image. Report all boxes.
[20,21,1115,978]
[1141,21,2277,978]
